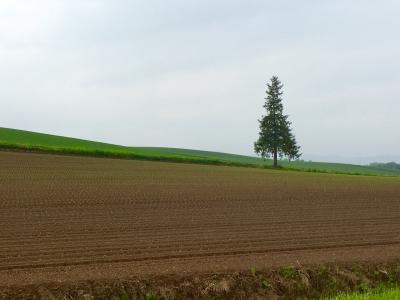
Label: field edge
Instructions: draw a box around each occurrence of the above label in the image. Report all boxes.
[2,126,399,177]
[0,143,389,177]
[1,261,399,299]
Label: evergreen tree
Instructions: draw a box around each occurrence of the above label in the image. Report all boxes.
[254,76,301,167]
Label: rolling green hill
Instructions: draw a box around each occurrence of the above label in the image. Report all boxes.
[0,127,399,176]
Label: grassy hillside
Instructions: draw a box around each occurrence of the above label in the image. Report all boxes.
[1,127,399,176]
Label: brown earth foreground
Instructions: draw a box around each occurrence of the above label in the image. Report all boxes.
[1,151,400,298]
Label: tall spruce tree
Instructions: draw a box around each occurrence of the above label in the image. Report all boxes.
[254,76,301,167]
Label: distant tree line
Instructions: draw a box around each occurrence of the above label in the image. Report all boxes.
[369,162,400,170]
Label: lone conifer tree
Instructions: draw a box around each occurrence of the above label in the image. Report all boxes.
[254,76,301,167]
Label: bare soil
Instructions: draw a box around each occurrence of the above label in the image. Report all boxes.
[1,151,400,298]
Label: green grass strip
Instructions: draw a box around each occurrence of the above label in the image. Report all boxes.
[0,141,391,177]
[1,127,399,176]
[323,287,400,300]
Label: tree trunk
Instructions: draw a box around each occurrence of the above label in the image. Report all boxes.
[273,149,278,168]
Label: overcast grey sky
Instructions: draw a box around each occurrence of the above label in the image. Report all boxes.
[1,1,399,164]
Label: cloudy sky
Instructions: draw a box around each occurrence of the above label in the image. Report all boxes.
[1,1,399,164]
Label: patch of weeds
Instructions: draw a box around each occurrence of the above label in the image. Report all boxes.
[317,265,329,275]
[374,283,390,294]
[312,265,344,296]
[145,291,154,300]
[261,279,271,289]
[387,271,397,284]
[356,281,370,293]
[372,270,381,279]
[351,265,364,277]
[119,294,129,300]
[322,286,400,300]
[279,266,298,279]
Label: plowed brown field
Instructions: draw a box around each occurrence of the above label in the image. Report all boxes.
[1,151,400,286]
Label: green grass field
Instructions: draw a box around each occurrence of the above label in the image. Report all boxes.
[324,287,400,300]
[1,127,399,176]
